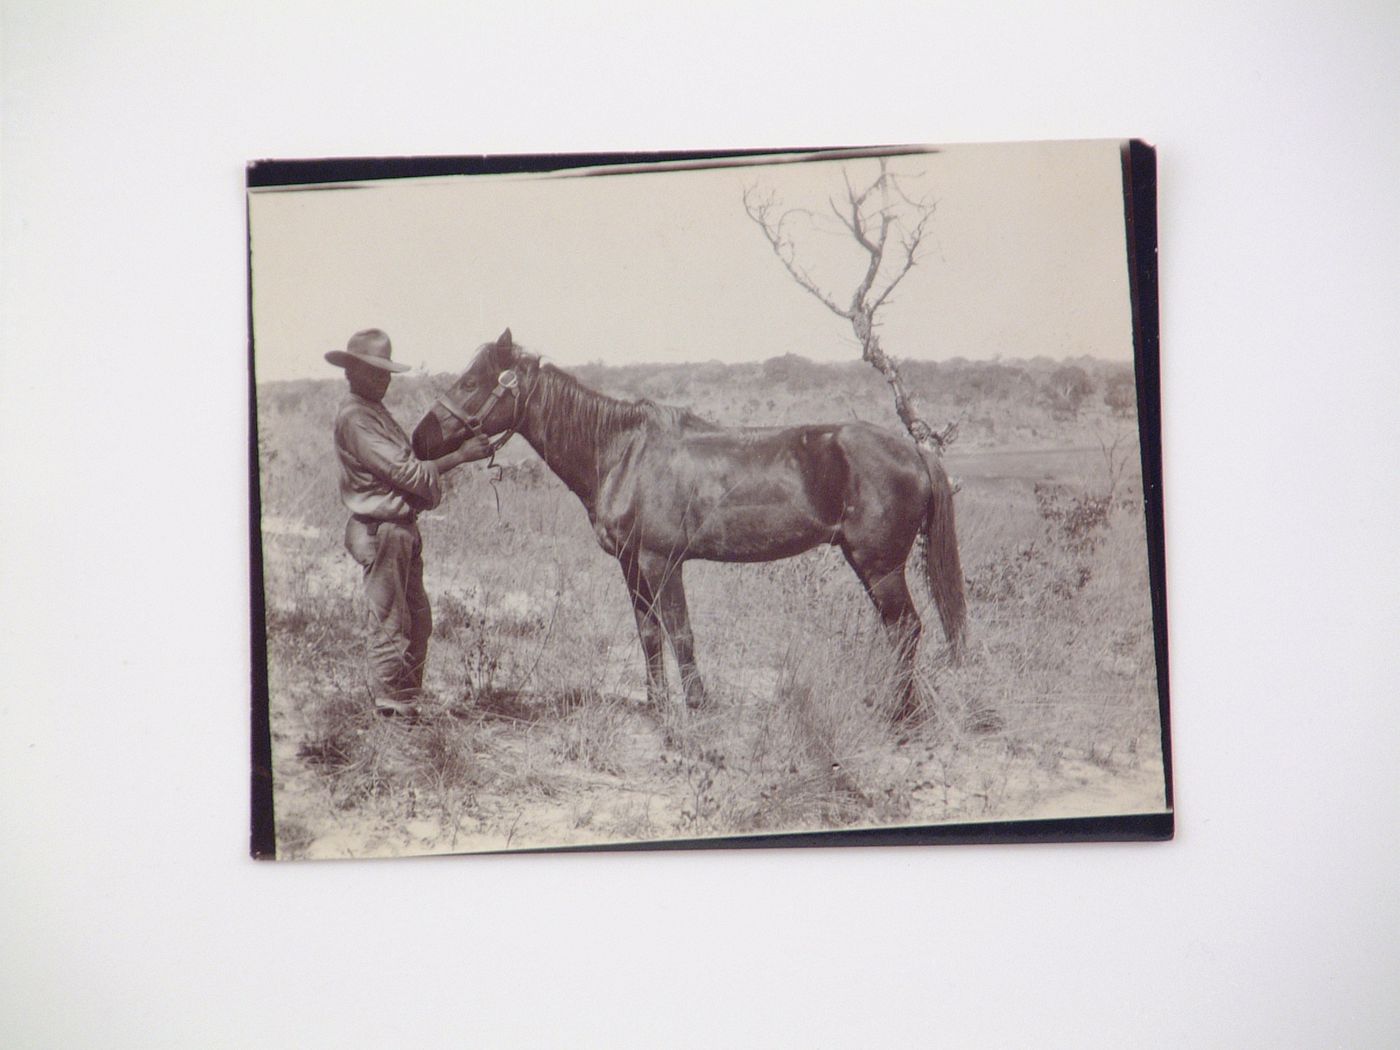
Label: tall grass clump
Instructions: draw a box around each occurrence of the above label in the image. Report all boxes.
[290,693,487,854]
[713,605,922,834]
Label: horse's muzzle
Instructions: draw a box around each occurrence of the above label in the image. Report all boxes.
[411,411,446,460]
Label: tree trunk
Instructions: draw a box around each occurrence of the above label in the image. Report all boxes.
[852,311,944,453]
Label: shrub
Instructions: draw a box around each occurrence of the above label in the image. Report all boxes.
[1042,365,1094,419]
[1104,372,1136,417]
[1034,483,1113,553]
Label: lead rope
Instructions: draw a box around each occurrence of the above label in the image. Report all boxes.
[485,439,508,520]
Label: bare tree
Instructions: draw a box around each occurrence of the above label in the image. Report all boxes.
[743,158,957,454]
[1094,426,1138,503]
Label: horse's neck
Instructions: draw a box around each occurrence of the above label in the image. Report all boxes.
[519,424,601,509]
[519,371,645,511]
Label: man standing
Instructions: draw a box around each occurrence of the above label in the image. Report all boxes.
[325,329,491,717]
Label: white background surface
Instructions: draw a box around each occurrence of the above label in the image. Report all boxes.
[3,3,1397,1047]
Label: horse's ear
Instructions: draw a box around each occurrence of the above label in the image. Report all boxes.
[493,328,515,368]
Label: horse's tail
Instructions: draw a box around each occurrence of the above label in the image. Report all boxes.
[920,449,967,661]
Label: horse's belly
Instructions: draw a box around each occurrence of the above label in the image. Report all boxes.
[620,434,844,562]
[682,506,831,561]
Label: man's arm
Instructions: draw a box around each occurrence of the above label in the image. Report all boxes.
[340,412,446,508]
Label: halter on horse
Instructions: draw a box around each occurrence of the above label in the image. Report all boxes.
[431,365,524,459]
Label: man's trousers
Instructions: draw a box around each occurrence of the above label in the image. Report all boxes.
[344,517,432,704]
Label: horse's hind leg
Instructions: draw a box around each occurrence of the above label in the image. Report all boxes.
[842,546,923,720]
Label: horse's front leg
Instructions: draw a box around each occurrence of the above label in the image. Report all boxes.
[619,549,668,706]
[651,560,707,710]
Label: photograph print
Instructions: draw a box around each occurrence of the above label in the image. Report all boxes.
[248,140,1169,859]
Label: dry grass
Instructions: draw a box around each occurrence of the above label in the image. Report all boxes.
[259,366,1165,858]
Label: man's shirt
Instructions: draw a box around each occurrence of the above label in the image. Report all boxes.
[333,393,443,521]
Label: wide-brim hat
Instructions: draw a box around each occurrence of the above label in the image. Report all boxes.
[324,328,410,373]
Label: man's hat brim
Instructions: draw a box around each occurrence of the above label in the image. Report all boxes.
[324,350,411,373]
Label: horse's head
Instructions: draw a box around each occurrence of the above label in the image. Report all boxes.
[412,328,537,459]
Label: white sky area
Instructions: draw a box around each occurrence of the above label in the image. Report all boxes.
[249,140,1133,381]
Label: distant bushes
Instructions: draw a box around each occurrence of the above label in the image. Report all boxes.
[1103,369,1136,417]
[760,353,829,391]
[1042,365,1094,419]
[255,352,1138,505]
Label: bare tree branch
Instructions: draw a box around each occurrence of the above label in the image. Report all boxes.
[828,195,857,237]
[845,166,898,313]
[842,168,882,256]
[743,186,851,319]
[870,204,933,312]
[742,162,955,455]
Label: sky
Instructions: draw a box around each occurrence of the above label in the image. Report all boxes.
[248,140,1134,381]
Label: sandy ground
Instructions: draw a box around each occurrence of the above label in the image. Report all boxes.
[267,667,1167,860]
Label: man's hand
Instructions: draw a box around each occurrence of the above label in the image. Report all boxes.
[432,434,495,473]
[459,434,495,462]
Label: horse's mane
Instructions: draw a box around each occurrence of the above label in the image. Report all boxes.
[638,400,718,432]
[533,363,717,450]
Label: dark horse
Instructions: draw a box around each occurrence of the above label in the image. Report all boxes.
[412,330,966,721]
